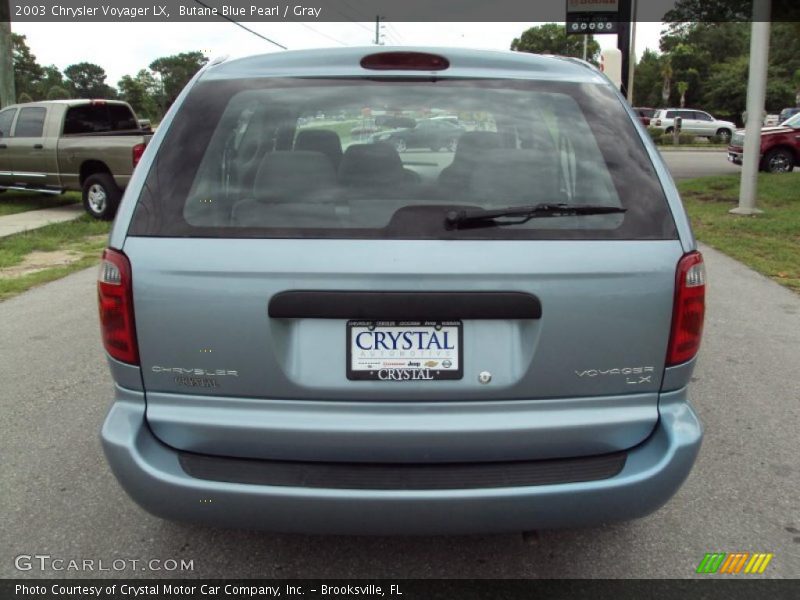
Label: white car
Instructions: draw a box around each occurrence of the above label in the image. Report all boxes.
[651,108,736,142]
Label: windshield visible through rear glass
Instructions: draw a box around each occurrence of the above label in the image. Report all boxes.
[129,78,676,240]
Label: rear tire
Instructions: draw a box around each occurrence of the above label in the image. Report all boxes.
[761,148,794,173]
[82,173,121,220]
[665,127,674,135]
[392,139,407,153]
[716,128,732,143]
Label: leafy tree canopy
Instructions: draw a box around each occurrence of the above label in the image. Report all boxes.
[64,62,116,99]
[148,51,208,108]
[511,23,600,65]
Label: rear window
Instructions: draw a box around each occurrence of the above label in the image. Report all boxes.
[14,107,46,137]
[129,78,676,240]
[63,104,138,134]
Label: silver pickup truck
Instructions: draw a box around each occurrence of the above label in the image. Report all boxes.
[0,99,151,219]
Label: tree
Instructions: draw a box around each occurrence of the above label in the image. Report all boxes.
[511,23,600,64]
[64,62,116,99]
[17,92,33,104]
[47,86,70,100]
[702,56,795,120]
[632,49,664,107]
[660,57,672,105]
[118,70,161,119]
[11,33,44,100]
[148,51,208,108]
[677,81,689,107]
[37,65,66,99]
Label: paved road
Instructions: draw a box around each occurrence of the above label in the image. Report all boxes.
[1,244,798,579]
[660,150,742,179]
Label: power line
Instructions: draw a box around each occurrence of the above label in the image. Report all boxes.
[299,23,348,46]
[329,2,374,36]
[339,0,373,28]
[385,23,404,44]
[193,0,287,49]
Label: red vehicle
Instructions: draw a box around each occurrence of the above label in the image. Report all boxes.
[634,107,656,127]
[727,112,800,173]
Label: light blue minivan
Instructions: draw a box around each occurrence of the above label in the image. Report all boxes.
[99,47,705,534]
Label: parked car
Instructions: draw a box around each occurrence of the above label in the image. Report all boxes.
[374,115,416,129]
[371,118,464,152]
[778,107,800,124]
[633,107,656,127]
[651,108,735,142]
[99,47,704,534]
[727,111,800,173]
[0,99,151,219]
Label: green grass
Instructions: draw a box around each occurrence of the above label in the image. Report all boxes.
[0,191,80,216]
[299,120,361,145]
[0,215,110,301]
[677,173,800,293]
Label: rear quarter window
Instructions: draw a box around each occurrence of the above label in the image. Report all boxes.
[14,107,46,137]
[129,78,677,241]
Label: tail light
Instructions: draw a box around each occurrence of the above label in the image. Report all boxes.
[667,251,706,366]
[98,248,139,365]
[132,143,145,168]
[361,51,449,71]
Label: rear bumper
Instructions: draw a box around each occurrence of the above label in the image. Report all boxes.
[101,386,702,534]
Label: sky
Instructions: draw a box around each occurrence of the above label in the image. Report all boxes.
[11,21,667,86]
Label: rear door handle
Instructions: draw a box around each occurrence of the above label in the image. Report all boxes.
[33,144,43,149]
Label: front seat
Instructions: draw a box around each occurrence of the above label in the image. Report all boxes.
[438,132,504,191]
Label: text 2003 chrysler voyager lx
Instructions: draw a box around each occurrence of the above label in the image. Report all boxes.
[99,48,704,534]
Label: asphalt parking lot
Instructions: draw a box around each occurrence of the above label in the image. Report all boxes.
[400,148,741,180]
[1,240,798,580]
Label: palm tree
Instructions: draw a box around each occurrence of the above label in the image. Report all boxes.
[677,81,689,108]
[661,58,673,105]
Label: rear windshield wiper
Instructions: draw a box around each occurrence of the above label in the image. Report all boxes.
[445,203,627,229]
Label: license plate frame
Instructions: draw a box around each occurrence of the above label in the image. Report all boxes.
[346,320,463,381]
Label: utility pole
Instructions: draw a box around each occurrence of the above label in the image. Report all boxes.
[0,0,16,108]
[616,0,632,98]
[731,0,771,216]
[628,0,638,103]
[374,15,384,45]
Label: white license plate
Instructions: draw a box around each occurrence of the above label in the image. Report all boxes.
[347,321,463,381]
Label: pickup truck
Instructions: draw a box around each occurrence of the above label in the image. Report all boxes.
[0,99,151,219]
[727,111,800,173]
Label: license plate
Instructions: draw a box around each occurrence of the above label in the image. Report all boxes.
[347,320,463,381]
